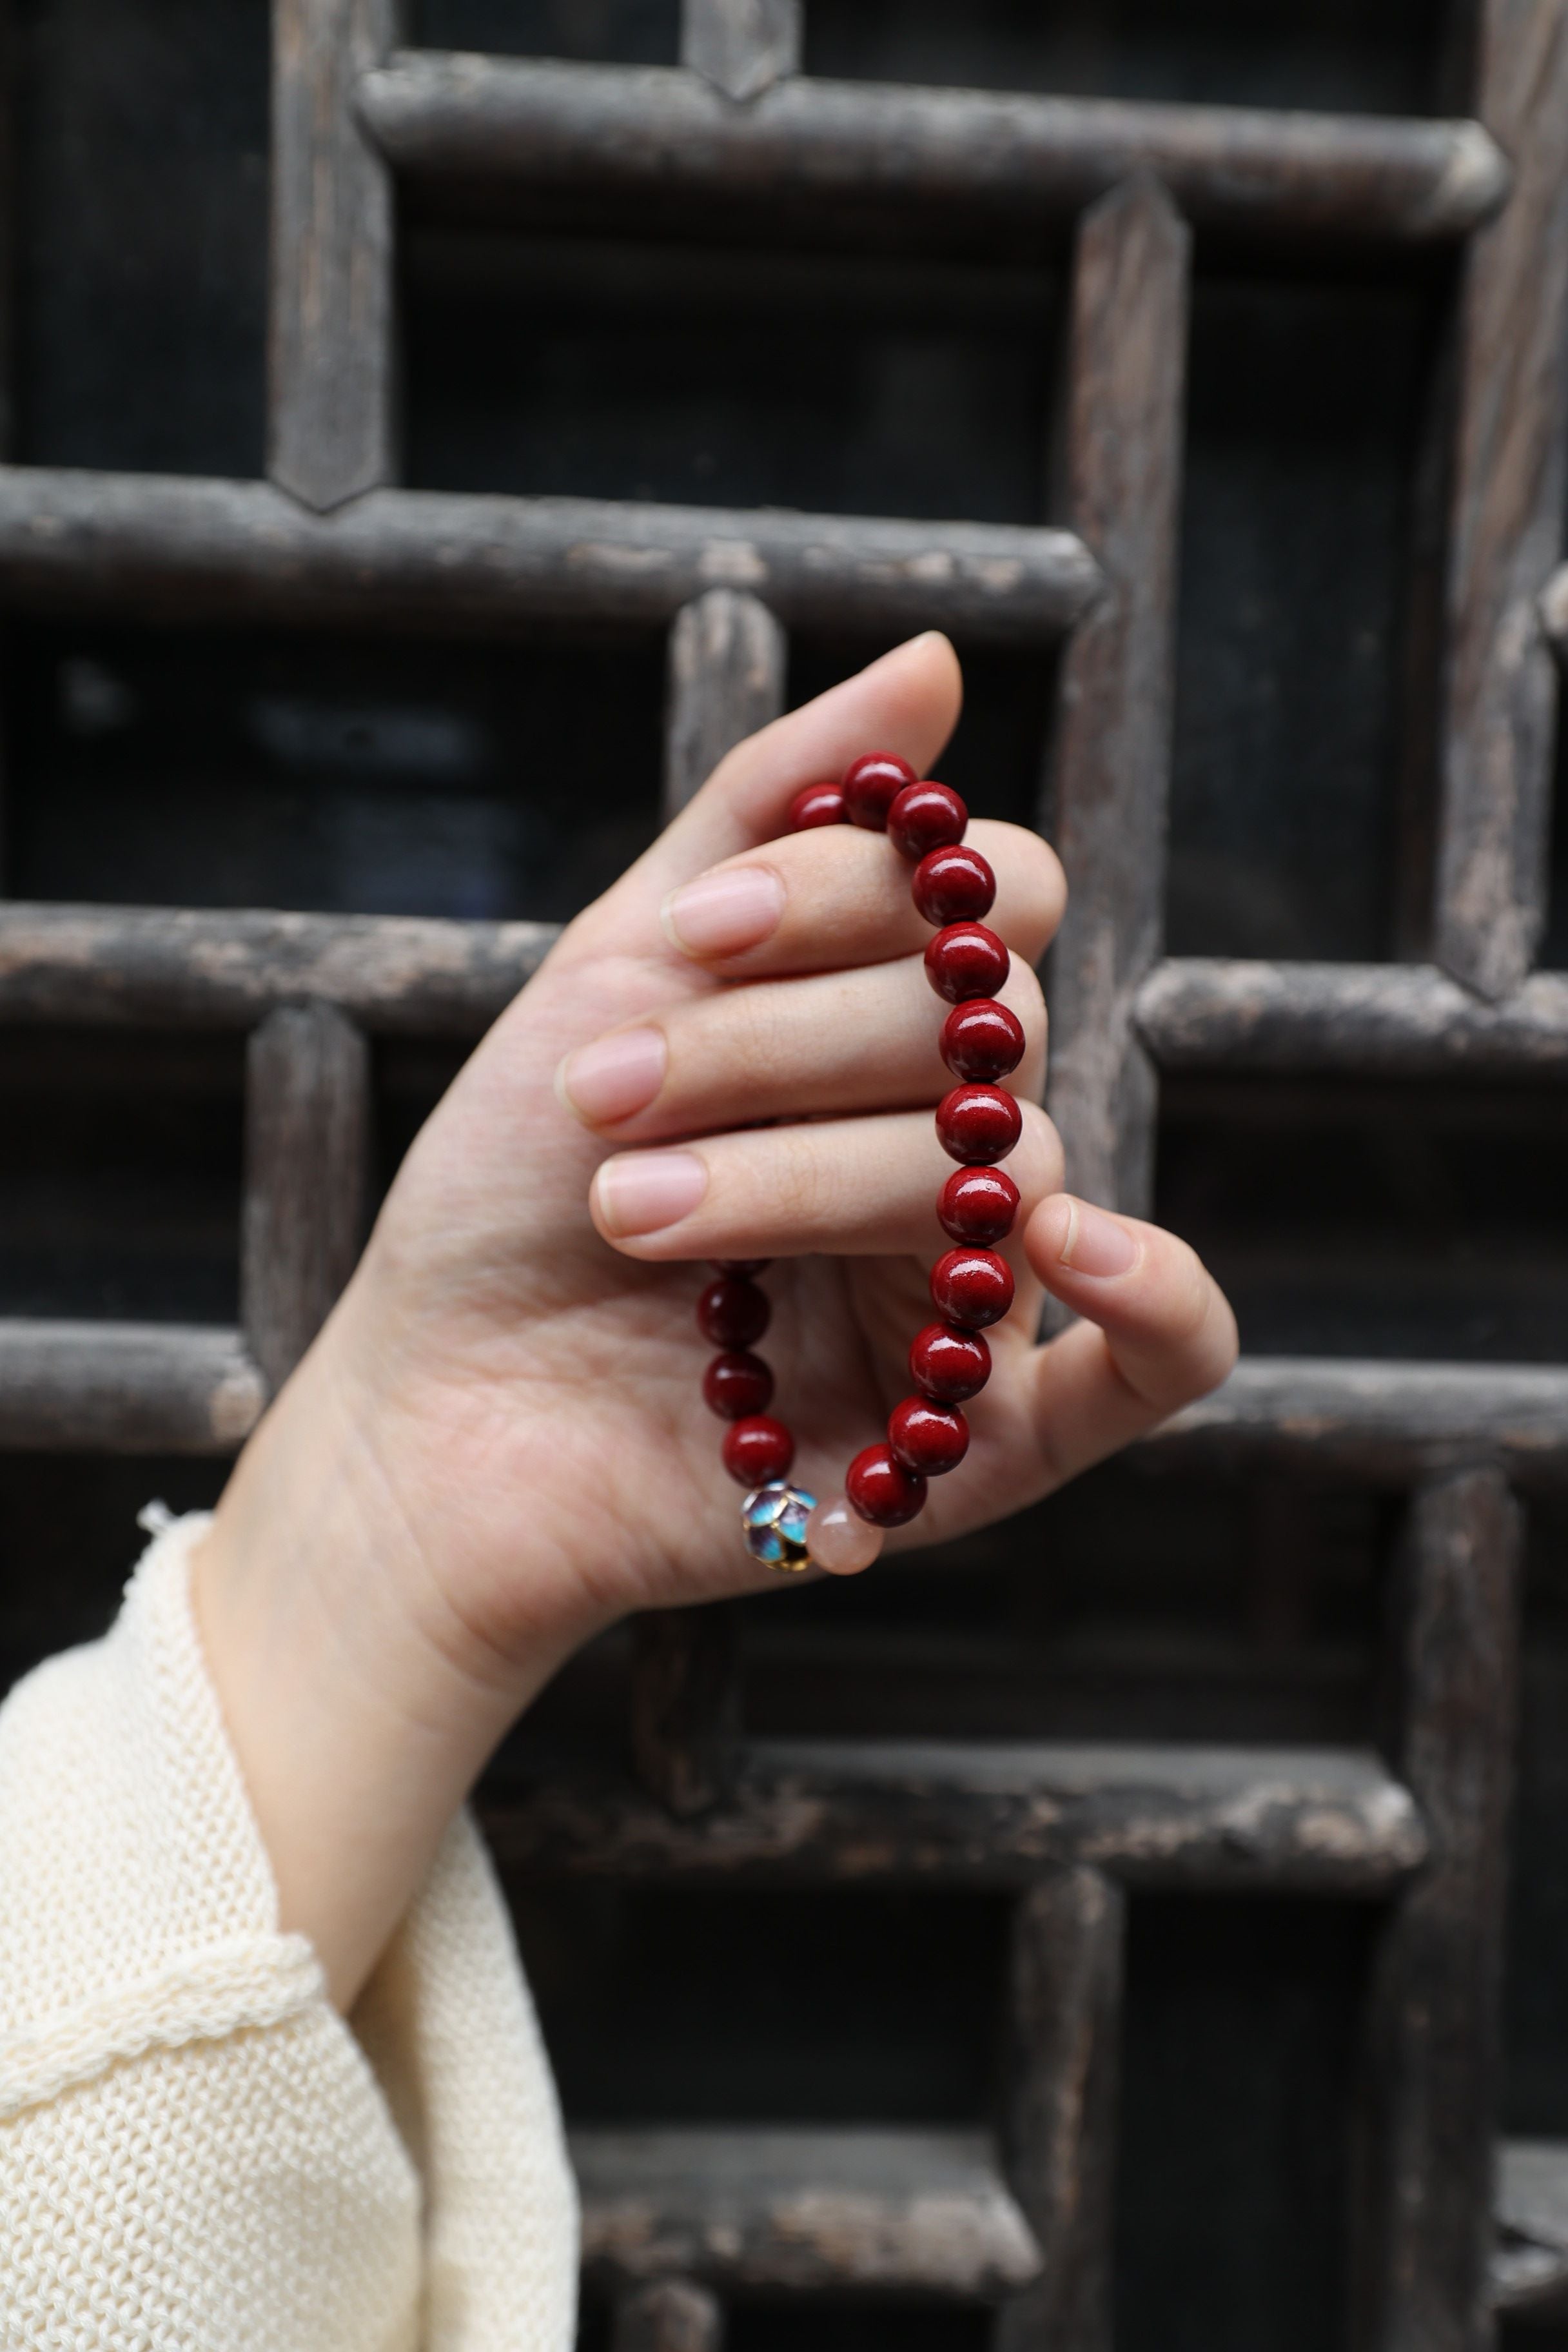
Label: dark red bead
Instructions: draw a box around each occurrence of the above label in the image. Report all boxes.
[913,845,996,926]
[841,750,917,831]
[846,1442,928,1527]
[930,1246,1015,1329]
[910,1321,992,1404]
[887,781,968,861]
[941,999,1024,1083]
[925,923,1010,1004]
[788,781,846,831]
[938,1166,1020,1244]
[703,1350,775,1420]
[712,1259,772,1277]
[698,1276,770,1350]
[888,1395,969,1476]
[936,1083,1023,1166]
[723,1415,795,1487]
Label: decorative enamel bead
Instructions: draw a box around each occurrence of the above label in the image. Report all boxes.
[909,1320,991,1403]
[841,750,917,830]
[788,782,846,830]
[941,999,1025,1083]
[846,1442,928,1527]
[723,1414,794,1486]
[887,781,967,860]
[888,1395,969,1475]
[703,1350,775,1420]
[913,845,996,926]
[936,1083,1023,1166]
[742,1480,818,1569]
[925,923,1010,1004]
[698,1276,770,1350]
[930,1246,1015,1329]
[937,1166,1020,1244]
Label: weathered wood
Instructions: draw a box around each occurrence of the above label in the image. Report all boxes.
[614,2280,724,2352]
[0,1320,264,1455]
[680,0,799,104]
[1431,1,1568,1001]
[1141,1357,1568,1489]
[1491,2141,1568,2316]
[1135,957,1568,1079]
[242,1003,371,1391]
[271,0,399,509]
[0,467,1100,643]
[0,902,553,1036]
[484,1738,1424,1892]
[573,2127,1041,2297]
[1044,176,1189,1215]
[1355,1467,1521,2352]
[630,1606,740,1817]
[997,1870,1123,2352]
[358,54,1508,246]
[663,588,787,819]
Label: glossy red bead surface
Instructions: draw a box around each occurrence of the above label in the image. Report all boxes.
[787,781,845,831]
[888,1395,970,1475]
[723,1415,794,1487]
[841,750,917,830]
[698,1276,770,1350]
[925,923,1010,1004]
[936,1083,1023,1166]
[712,1258,772,1277]
[941,999,1025,1082]
[909,1320,992,1404]
[703,1350,775,1420]
[938,1166,1020,1244]
[846,1442,928,1527]
[913,845,996,926]
[887,781,967,860]
[930,1246,1015,1329]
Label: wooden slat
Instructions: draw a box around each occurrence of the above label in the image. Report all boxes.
[241,1003,371,1390]
[357,54,1508,246]
[997,1870,1122,2352]
[573,2126,1041,2298]
[613,2282,724,2352]
[0,467,1100,643]
[1491,2140,1568,2316]
[1431,1,1568,1001]
[1044,175,1189,1215]
[630,1606,740,1818]
[271,0,398,510]
[663,587,787,820]
[1136,956,1568,1079]
[0,903,553,1035]
[0,1320,264,1454]
[1355,1467,1521,2352]
[680,0,799,104]
[484,1738,1424,1892]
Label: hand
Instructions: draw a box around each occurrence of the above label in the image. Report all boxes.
[193,632,1237,2005]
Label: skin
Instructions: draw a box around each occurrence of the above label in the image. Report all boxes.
[191,632,1239,2010]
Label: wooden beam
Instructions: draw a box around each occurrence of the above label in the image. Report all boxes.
[242,1003,372,1391]
[630,1606,741,1818]
[663,589,787,820]
[0,1320,264,1455]
[1355,1467,1521,2352]
[1431,0,1568,999]
[614,2281,725,2352]
[680,0,799,104]
[271,0,399,509]
[0,467,1099,644]
[1491,2140,1568,2317]
[358,54,1508,247]
[1044,175,1188,1215]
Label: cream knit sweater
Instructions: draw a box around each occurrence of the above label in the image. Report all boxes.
[0,1513,580,2352]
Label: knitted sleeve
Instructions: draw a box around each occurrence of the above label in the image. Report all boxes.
[0,1512,578,2352]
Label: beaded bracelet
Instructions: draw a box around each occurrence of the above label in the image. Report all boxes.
[696,750,1024,1577]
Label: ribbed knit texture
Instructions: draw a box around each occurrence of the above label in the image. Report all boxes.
[0,1513,579,2351]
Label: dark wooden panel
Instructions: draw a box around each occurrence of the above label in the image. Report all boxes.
[614,2280,725,2352]
[241,1002,371,1388]
[0,1318,263,1453]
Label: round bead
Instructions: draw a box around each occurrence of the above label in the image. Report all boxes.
[925,923,1010,1004]
[913,845,996,926]
[712,1258,772,1277]
[936,1083,1023,1166]
[941,999,1025,1083]
[698,1276,770,1350]
[805,1493,885,1576]
[841,750,917,831]
[930,1246,1015,1329]
[889,1395,969,1476]
[846,1442,928,1527]
[723,1415,794,1487]
[742,1480,818,1570]
[788,781,845,831]
[938,1166,1020,1244]
[703,1350,775,1420]
[909,1320,992,1403]
[887,781,967,860]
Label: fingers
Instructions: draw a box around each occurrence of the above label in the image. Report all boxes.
[1021,1196,1239,1488]
[658,818,1066,979]
[558,954,1046,1141]
[589,1100,1063,1263]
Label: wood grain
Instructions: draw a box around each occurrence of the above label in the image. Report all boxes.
[663,588,787,819]
[0,1320,264,1454]
[680,0,799,103]
[630,1606,741,1817]
[241,1003,371,1390]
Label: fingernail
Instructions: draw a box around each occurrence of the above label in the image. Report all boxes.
[557,1028,667,1126]
[1058,1199,1139,1277]
[662,865,785,959]
[594,1150,708,1237]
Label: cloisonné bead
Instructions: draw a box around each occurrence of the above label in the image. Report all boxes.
[742,1480,818,1570]
[888,1395,969,1476]
[936,1083,1023,1166]
[698,1275,770,1350]
[788,781,846,830]
[703,1350,775,1420]
[842,750,917,830]
[937,1166,1020,1244]
[723,1414,795,1487]
[941,999,1025,1083]
[846,1442,928,1527]
[925,923,1010,1004]
[912,845,996,927]
[887,781,967,861]
[930,1245,1015,1329]
[909,1320,991,1404]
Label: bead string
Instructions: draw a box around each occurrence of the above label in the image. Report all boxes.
[697,751,1023,1575]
